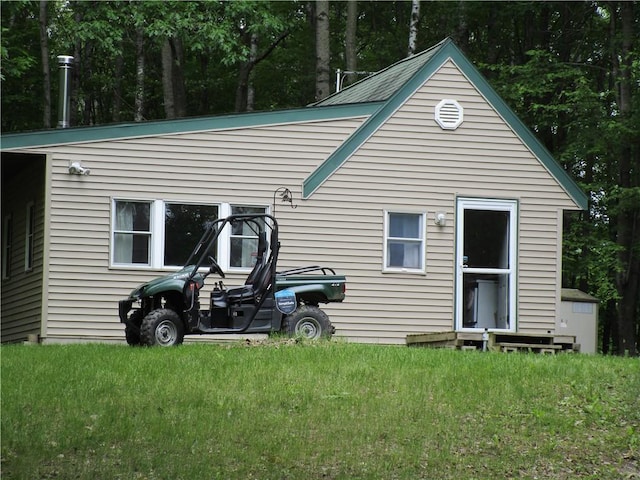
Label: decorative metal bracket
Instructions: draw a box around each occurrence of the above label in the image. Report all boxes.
[273,187,297,215]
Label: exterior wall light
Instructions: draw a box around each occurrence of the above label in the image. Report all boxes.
[68,161,90,175]
[434,212,447,226]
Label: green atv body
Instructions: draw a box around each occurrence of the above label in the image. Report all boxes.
[119,214,345,346]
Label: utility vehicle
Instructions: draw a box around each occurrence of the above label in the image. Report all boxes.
[119,214,346,346]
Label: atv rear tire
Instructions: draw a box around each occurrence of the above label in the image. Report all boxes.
[140,309,185,347]
[283,305,333,340]
[125,310,144,346]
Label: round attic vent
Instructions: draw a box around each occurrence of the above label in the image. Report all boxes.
[435,99,463,130]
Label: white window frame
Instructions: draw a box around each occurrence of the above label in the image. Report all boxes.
[25,201,35,272]
[2,214,12,279]
[226,204,269,272]
[110,199,268,271]
[111,199,154,268]
[161,200,220,268]
[383,210,426,274]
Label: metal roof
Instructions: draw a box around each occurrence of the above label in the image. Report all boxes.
[311,40,446,106]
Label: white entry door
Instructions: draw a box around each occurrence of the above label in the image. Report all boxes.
[455,198,517,332]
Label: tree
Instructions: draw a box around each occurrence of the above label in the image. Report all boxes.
[408,0,420,56]
[609,1,639,355]
[343,0,357,87]
[314,0,330,101]
[39,0,51,128]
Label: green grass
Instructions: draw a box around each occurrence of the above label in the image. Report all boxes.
[2,342,639,479]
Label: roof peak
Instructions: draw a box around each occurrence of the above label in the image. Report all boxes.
[310,38,451,107]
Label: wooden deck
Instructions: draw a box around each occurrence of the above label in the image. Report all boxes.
[406,331,579,353]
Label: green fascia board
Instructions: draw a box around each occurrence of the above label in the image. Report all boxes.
[302,39,588,211]
[0,103,380,151]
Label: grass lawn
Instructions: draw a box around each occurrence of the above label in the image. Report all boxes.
[1,341,639,479]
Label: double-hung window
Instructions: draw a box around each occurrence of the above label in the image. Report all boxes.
[113,200,152,265]
[384,211,426,273]
[229,205,267,269]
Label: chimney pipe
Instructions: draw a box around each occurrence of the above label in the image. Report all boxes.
[57,55,73,128]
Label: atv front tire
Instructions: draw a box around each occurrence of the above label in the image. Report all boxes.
[140,309,185,347]
[283,305,333,340]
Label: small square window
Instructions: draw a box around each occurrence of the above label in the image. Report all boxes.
[384,211,425,272]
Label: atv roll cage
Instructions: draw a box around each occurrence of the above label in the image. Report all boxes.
[119,213,346,346]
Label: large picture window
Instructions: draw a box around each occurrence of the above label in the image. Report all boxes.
[111,200,265,270]
[164,203,218,267]
[384,211,425,272]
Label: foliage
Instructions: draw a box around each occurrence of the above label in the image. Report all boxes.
[2,343,639,479]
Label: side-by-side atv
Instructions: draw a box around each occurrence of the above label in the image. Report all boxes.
[119,214,346,346]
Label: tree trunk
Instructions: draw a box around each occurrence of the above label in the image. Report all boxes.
[613,1,639,356]
[236,29,289,112]
[315,0,331,101]
[408,0,420,56]
[162,38,175,119]
[344,0,357,87]
[39,0,51,128]
[235,33,257,112]
[112,51,123,123]
[246,33,258,111]
[162,38,187,119]
[134,27,144,122]
[172,38,187,118]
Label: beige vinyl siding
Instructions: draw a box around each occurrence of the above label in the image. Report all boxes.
[290,60,579,343]
[32,117,368,341]
[0,156,46,343]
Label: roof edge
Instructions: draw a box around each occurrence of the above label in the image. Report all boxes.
[1,103,381,151]
[303,39,588,211]
[302,38,454,198]
[445,45,588,211]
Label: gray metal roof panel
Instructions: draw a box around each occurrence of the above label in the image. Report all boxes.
[311,40,446,106]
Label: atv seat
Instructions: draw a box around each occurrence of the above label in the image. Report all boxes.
[227,231,272,303]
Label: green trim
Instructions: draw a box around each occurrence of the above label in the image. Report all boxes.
[446,45,588,211]
[0,103,380,151]
[302,39,588,210]
[303,40,457,198]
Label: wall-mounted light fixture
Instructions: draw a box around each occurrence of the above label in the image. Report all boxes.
[434,212,447,226]
[68,161,90,175]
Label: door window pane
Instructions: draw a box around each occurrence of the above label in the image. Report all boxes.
[164,203,218,266]
[463,210,510,269]
[462,273,510,329]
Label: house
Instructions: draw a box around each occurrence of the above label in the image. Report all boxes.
[1,38,587,345]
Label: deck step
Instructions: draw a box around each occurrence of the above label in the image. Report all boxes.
[407,331,577,354]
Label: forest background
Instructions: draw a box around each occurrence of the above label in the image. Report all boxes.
[1,1,638,355]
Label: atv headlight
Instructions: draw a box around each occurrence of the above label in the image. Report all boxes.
[130,286,144,300]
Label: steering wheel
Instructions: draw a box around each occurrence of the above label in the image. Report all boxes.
[207,256,225,278]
